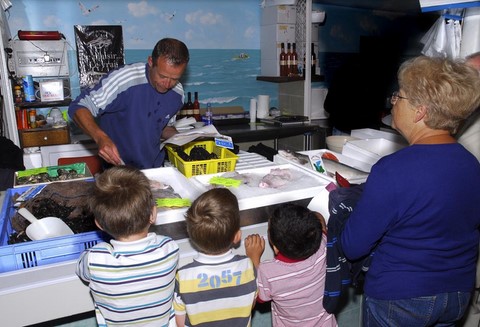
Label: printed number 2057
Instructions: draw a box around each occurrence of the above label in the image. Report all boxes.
[197,270,242,288]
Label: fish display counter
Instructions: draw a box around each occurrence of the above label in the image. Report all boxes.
[0,152,335,326]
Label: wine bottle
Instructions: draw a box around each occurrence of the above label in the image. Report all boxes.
[193,91,201,122]
[291,43,298,76]
[286,43,292,76]
[279,42,286,77]
[178,97,188,119]
[186,92,193,118]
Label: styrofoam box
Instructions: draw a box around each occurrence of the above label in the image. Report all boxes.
[274,149,370,184]
[262,5,296,25]
[141,167,207,225]
[342,138,406,165]
[351,128,408,145]
[14,163,93,188]
[190,163,332,211]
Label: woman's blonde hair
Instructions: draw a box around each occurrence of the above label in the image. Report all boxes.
[398,55,480,134]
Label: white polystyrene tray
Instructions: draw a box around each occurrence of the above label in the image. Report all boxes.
[274,149,371,184]
[141,167,207,225]
[351,128,408,145]
[342,138,405,165]
[299,149,373,174]
[189,164,333,211]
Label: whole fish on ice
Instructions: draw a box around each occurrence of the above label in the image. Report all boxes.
[259,168,293,188]
[312,153,369,183]
[277,149,310,166]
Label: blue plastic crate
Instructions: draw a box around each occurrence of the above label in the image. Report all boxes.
[0,186,109,273]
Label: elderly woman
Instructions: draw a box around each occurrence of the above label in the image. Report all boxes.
[341,56,480,327]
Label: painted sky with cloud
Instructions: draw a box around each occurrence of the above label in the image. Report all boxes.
[5,0,262,49]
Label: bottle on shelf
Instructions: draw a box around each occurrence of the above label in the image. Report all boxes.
[279,42,287,77]
[14,85,23,103]
[291,43,298,76]
[15,106,28,130]
[23,75,36,102]
[311,42,317,77]
[204,102,213,125]
[178,99,187,119]
[186,91,194,118]
[286,43,292,77]
[29,109,37,129]
[193,91,201,122]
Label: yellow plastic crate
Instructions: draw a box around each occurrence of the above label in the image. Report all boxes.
[166,141,238,177]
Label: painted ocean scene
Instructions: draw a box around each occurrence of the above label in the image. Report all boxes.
[128,49,278,111]
[68,48,278,112]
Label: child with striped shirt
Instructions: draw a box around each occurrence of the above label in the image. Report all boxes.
[76,166,179,326]
[173,188,257,327]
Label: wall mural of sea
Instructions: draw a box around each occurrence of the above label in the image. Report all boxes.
[69,49,278,112]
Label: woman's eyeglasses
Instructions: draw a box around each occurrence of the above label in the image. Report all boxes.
[390,91,408,105]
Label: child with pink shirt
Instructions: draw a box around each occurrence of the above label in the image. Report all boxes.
[245,203,337,327]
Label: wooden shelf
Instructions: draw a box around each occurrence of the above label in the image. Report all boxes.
[256,75,324,83]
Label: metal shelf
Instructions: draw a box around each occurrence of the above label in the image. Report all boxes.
[256,75,324,83]
[14,99,72,109]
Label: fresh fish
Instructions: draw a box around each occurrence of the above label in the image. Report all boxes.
[259,168,293,188]
[149,180,182,201]
[277,149,310,166]
[221,171,255,186]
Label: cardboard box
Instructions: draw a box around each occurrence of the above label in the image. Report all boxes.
[39,79,64,102]
[261,5,296,25]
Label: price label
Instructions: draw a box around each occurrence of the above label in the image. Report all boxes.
[156,198,191,208]
[209,177,242,188]
[215,136,234,149]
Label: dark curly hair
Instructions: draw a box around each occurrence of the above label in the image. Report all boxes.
[269,203,323,260]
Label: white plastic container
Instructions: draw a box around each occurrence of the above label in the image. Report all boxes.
[351,128,408,145]
[141,167,207,225]
[190,164,332,211]
[342,138,406,165]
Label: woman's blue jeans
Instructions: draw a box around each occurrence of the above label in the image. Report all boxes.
[363,292,471,327]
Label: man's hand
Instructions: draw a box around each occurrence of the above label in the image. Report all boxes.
[96,134,123,165]
[72,108,124,166]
